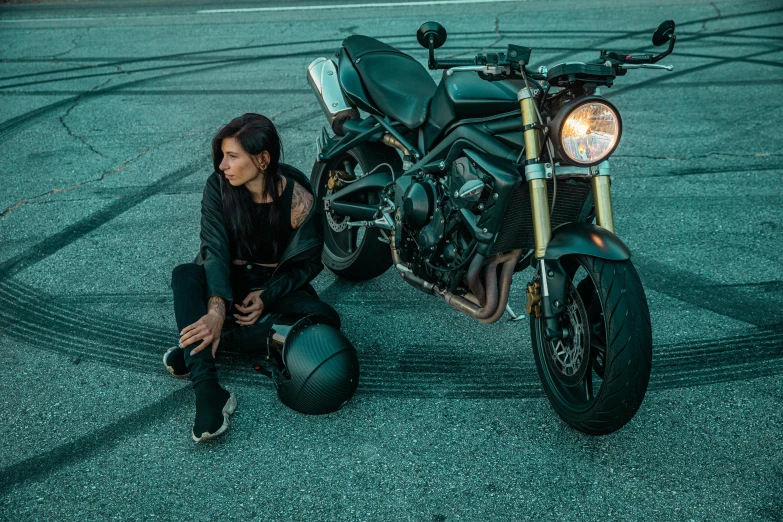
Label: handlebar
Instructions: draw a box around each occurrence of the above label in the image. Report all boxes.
[426,28,676,81]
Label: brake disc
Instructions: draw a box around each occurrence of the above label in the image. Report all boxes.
[325,189,349,232]
[546,289,591,387]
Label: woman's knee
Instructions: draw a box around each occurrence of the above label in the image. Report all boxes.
[171,263,205,288]
[302,299,341,329]
[271,292,341,329]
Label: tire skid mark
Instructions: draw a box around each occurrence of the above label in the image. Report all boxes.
[0,25,695,83]
[660,359,783,378]
[2,285,782,397]
[635,256,783,329]
[0,89,313,97]
[2,268,782,399]
[0,311,269,388]
[0,43,333,92]
[0,45,332,143]
[1,278,174,340]
[2,3,780,82]
[4,6,782,141]
[656,338,781,365]
[0,280,173,348]
[0,308,156,365]
[0,308,158,360]
[0,34,360,83]
[0,385,191,494]
[608,45,783,97]
[539,6,783,69]
[0,155,209,282]
[652,363,783,391]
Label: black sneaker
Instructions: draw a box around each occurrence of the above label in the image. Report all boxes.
[163,346,189,379]
[192,380,237,442]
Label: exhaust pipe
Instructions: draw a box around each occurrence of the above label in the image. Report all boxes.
[307,58,359,137]
[390,229,521,324]
[442,250,522,323]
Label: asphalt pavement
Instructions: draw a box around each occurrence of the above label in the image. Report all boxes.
[0,0,781,520]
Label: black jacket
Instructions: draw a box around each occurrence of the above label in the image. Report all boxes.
[192,164,324,309]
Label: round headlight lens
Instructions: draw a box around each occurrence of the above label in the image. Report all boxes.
[560,102,620,165]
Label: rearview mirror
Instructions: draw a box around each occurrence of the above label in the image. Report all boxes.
[417,21,447,49]
[653,20,676,46]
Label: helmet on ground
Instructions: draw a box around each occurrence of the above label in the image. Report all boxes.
[266,314,359,414]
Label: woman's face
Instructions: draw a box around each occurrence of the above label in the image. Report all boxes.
[218,137,267,187]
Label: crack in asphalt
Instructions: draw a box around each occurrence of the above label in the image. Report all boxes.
[59,93,109,159]
[0,100,321,276]
[51,28,89,59]
[698,3,722,34]
[444,14,505,59]
[268,103,310,124]
[0,45,335,145]
[0,129,202,219]
[0,154,210,283]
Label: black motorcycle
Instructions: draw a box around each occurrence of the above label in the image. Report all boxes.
[306,20,677,435]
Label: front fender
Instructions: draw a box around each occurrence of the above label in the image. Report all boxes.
[544,222,631,261]
[536,222,630,340]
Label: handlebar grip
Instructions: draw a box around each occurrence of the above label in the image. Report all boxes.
[435,58,475,69]
[624,54,653,64]
[604,51,653,65]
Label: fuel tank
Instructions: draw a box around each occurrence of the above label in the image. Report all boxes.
[422,72,526,148]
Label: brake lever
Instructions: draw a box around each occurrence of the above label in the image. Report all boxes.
[616,63,673,71]
[446,65,504,76]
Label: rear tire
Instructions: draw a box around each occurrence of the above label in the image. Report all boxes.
[310,142,401,281]
[531,255,652,435]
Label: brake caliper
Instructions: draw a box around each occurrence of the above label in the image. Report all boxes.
[526,281,542,318]
[327,169,355,190]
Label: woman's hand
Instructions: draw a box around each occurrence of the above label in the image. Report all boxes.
[180,297,225,357]
[235,290,264,326]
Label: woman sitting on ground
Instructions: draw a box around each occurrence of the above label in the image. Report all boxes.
[166,113,340,442]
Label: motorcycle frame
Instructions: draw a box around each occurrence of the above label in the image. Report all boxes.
[316,87,632,333]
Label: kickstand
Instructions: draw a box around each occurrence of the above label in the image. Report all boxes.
[506,303,526,322]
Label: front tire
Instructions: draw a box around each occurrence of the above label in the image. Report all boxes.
[531,255,652,435]
[310,142,401,281]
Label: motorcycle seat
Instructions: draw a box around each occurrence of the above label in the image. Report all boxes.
[343,34,437,130]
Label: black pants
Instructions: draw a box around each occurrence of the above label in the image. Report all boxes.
[170,263,340,386]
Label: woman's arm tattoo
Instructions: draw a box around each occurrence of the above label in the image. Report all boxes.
[207,296,226,318]
[291,182,314,229]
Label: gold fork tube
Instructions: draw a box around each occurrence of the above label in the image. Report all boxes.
[529,179,551,258]
[519,93,550,259]
[591,175,615,233]
[521,97,542,157]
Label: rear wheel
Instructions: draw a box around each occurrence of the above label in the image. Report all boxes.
[530,255,652,435]
[310,142,401,281]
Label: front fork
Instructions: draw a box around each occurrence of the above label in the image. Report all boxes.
[518,88,615,339]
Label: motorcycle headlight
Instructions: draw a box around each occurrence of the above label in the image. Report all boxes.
[549,97,622,167]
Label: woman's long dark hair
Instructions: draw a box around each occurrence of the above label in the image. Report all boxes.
[211,113,285,261]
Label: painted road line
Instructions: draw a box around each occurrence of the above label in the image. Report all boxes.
[198,0,525,14]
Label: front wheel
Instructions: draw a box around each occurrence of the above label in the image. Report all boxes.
[531,255,652,435]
